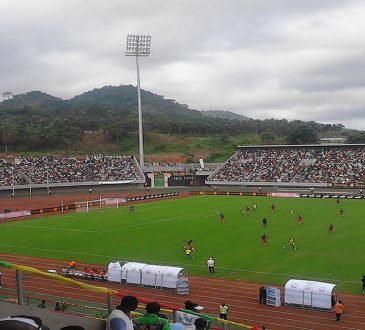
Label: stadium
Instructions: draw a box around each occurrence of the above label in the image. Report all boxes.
[2,2,365,329]
[0,143,364,329]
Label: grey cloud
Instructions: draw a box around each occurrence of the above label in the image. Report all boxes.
[0,0,364,130]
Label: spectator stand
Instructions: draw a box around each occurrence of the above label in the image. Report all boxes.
[0,155,146,193]
[206,144,365,188]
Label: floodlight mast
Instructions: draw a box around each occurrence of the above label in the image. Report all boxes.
[125,34,151,171]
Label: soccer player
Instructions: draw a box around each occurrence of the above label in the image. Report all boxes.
[252,203,257,211]
[129,205,135,213]
[183,245,195,259]
[288,237,297,250]
[336,196,340,206]
[261,234,269,246]
[262,218,268,227]
[290,208,294,219]
[328,224,334,233]
[297,214,303,224]
[271,203,276,213]
[245,206,251,215]
[339,208,345,218]
[219,212,224,223]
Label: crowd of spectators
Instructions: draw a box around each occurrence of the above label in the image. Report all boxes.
[210,148,315,183]
[0,159,28,186]
[209,146,365,185]
[0,155,144,186]
[296,148,365,184]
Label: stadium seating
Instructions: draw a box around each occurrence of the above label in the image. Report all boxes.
[0,155,144,186]
[208,145,365,186]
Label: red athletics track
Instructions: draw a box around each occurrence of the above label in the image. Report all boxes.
[1,254,365,330]
[1,194,365,329]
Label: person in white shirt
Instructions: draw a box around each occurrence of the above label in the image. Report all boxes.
[207,257,215,274]
[106,296,138,330]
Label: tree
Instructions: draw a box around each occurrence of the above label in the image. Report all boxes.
[39,124,59,151]
[347,132,365,143]
[286,125,317,145]
[260,132,277,144]
[107,123,127,143]
[0,119,17,153]
[23,125,41,151]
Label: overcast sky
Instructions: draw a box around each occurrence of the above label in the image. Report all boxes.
[1,0,364,130]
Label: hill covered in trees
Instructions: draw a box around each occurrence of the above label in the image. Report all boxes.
[0,85,362,161]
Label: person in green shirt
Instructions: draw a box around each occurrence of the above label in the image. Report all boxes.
[134,302,171,330]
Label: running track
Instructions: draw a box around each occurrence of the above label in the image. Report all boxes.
[1,254,365,330]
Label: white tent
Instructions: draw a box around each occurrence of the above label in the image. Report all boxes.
[161,267,184,289]
[141,265,168,287]
[107,261,125,283]
[121,262,147,285]
[284,279,336,310]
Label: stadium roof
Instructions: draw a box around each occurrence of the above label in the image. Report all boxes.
[236,143,365,148]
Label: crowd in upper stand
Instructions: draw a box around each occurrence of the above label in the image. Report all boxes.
[0,155,143,186]
[0,159,28,186]
[296,148,365,184]
[209,146,365,185]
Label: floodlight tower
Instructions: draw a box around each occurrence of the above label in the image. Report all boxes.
[125,34,151,170]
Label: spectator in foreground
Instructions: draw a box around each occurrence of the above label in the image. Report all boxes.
[0,315,50,329]
[194,318,207,330]
[106,295,138,330]
[134,302,170,330]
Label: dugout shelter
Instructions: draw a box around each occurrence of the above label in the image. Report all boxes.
[107,261,185,289]
[141,264,168,287]
[284,279,336,310]
[107,261,126,283]
[121,262,147,285]
[161,266,184,289]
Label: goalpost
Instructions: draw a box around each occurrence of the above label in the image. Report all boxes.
[75,196,126,213]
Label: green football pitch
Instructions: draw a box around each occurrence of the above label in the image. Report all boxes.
[0,195,363,293]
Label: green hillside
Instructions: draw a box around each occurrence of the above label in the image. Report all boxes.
[0,85,352,159]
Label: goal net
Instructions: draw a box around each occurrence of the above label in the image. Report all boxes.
[75,196,126,213]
